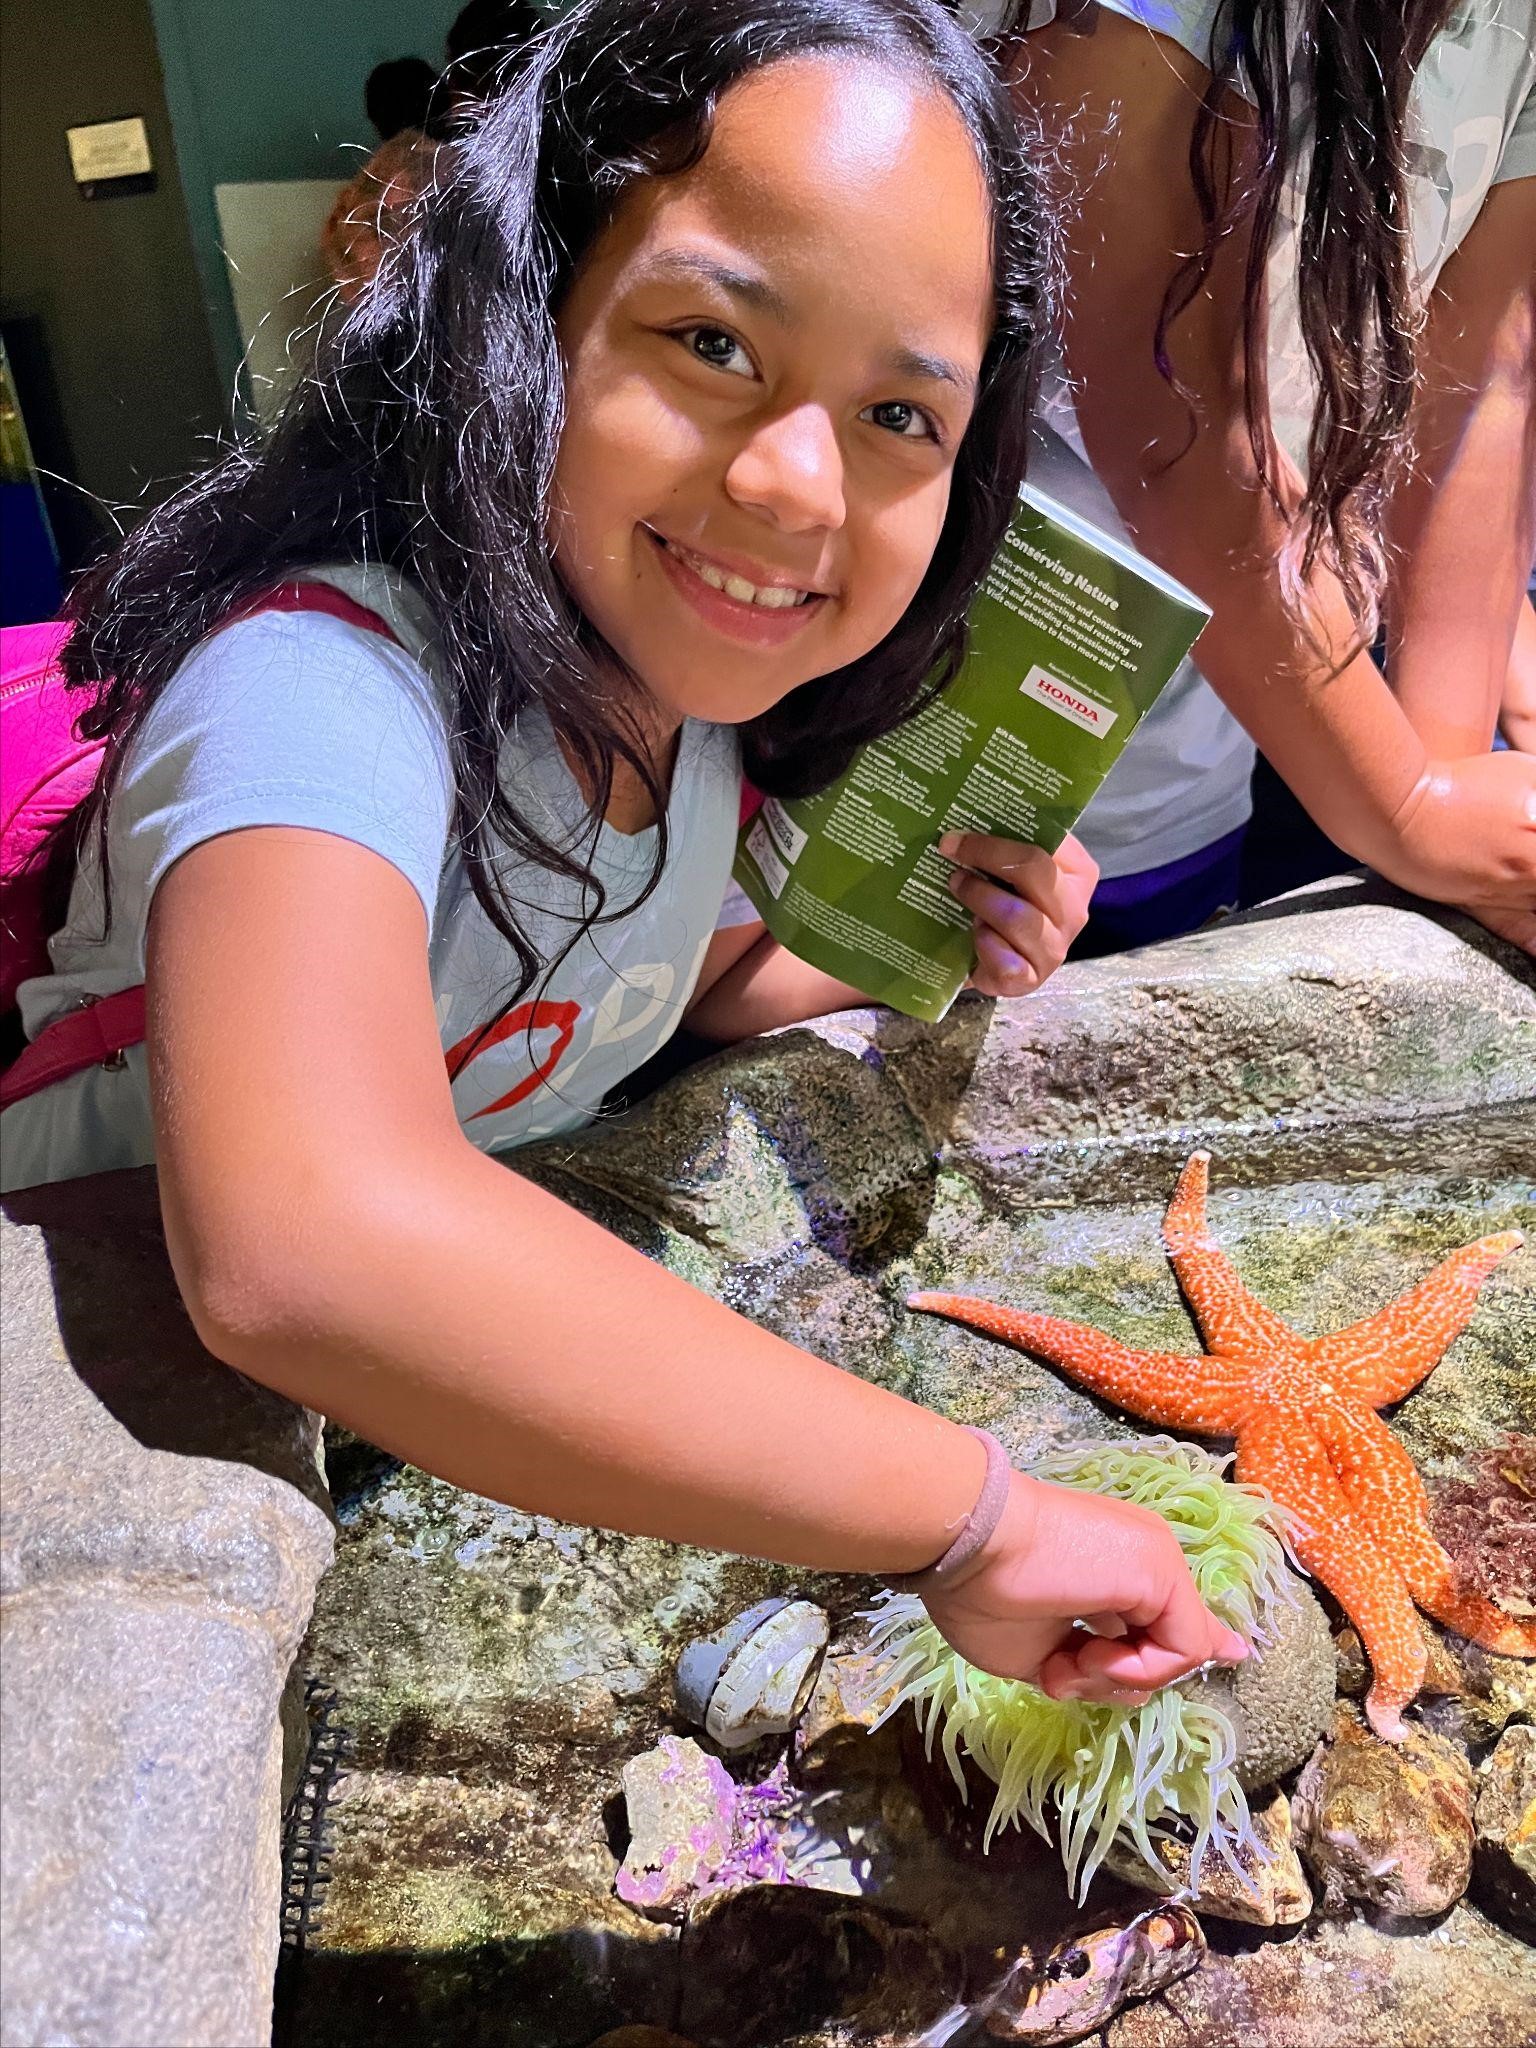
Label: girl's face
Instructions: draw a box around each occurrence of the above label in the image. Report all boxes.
[551,56,995,732]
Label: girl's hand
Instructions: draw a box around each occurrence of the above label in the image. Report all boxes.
[941,830,1099,997]
[1391,753,1536,957]
[921,1471,1249,1705]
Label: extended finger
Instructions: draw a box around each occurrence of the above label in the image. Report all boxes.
[1050,1628,1208,1694]
[939,832,1074,917]
[1037,1643,1152,1706]
[969,921,1039,998]
[948,872,1060,982]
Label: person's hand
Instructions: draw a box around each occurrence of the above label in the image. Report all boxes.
[939,830,1099,997]
[1390,753,1536,956]
[921,1471,1249,1705]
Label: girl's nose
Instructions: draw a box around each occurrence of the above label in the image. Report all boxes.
[724,405,847,534]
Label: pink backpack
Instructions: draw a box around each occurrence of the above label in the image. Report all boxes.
[0,585,399,1111]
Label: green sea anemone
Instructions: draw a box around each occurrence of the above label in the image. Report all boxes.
[865,1435,1298,1902]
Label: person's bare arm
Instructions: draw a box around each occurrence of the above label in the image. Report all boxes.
[1385,177,1536,761]
[1501,601,1536,753]
[1009,13,1536,942]
[149,827,982,1571]
[147,824,1243,1694]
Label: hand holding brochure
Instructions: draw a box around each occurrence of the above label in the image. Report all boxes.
[733,484,1212,1022]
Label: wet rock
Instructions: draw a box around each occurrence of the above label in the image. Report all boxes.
[587,2032,701,2048]
[793,1631,903,1780]
[1106,1788,1312,1927]
[678,1885,962,2047]
[1293,1703,1475,1916]
[977,1904,1205,2043]
[1106,1895,1536,2048]
[1470,1723,1536,1940]
[617,1736,738,1918]
[1196,1581,1336,1790]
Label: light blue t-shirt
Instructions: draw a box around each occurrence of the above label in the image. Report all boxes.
[985,0,1536,876]
[1,566,742,1190]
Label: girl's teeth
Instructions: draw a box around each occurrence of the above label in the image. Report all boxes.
[666,538,809,609]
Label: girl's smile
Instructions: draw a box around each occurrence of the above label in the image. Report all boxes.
[645,526,831,648]
[550,53,995,734]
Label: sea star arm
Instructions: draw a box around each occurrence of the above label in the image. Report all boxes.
[1309,1401,1536,1660]
[1310,1230,1524,1405]
[906,1294,1251,1433]
[1160,1152,1301,1357]
[1234,1406,1426,1741]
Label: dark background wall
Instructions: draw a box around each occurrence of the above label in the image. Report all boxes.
[0,0,227,573]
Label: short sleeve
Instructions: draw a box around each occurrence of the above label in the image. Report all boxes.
[117,609,454,925]
[1494,79,1536,186]
[1020,0,1228,74]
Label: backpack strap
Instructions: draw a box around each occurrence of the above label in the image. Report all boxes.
[0,584,402,1114]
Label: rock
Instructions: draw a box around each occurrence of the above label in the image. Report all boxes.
[617,1736,739,1918]
[1195,1580,1336,1790]
[678,1885,962,2047]
[793,1631,903,1779]
[1293,1703,1475,1917]
[0,1172,334,2048]
[978,1905,1205,2043]
[588,2033,701,2048]
[1470,1723,1536,1940]
[1106,1788,1312,1927]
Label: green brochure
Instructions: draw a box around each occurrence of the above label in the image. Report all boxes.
[733,483,1212,1022]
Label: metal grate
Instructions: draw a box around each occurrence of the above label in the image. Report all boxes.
[278,1679,351,1952]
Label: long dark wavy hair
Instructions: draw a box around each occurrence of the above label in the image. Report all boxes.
[996,0,1457,628]
[61,0,1046,1026]
[1172,0,1458,624]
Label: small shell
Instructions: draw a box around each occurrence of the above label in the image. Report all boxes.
[983,1905,1205,2043]
[675,1598,830,1751]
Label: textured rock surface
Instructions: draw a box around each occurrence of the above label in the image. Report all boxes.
[1294,1702,1476,1916]
[618,1737,738,1916]
[274,885,1535,2047]
[1472,1723,1536,1939]
[1106,1789,1312,1927]
[0,1170,334,2048]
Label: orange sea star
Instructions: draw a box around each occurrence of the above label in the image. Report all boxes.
[909,1153,1535,1742]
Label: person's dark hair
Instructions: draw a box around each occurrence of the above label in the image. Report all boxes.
[63,0,1046,1031]
[993,0,1456,627]
[364,55,438,141]
[1171,0,1458,624]
[437,0,544,120]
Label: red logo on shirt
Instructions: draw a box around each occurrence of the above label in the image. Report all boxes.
[445,999,582,1119]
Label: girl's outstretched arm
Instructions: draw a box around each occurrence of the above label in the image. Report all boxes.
[1009,16,1536,949]
[147,825,1239,1695]
[1383,174,1536,762]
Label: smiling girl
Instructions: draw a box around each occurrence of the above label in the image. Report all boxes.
[1,0,1243,1700]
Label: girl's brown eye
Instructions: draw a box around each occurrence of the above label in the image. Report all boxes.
[682,326,754,377]
[866,399,939,443]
